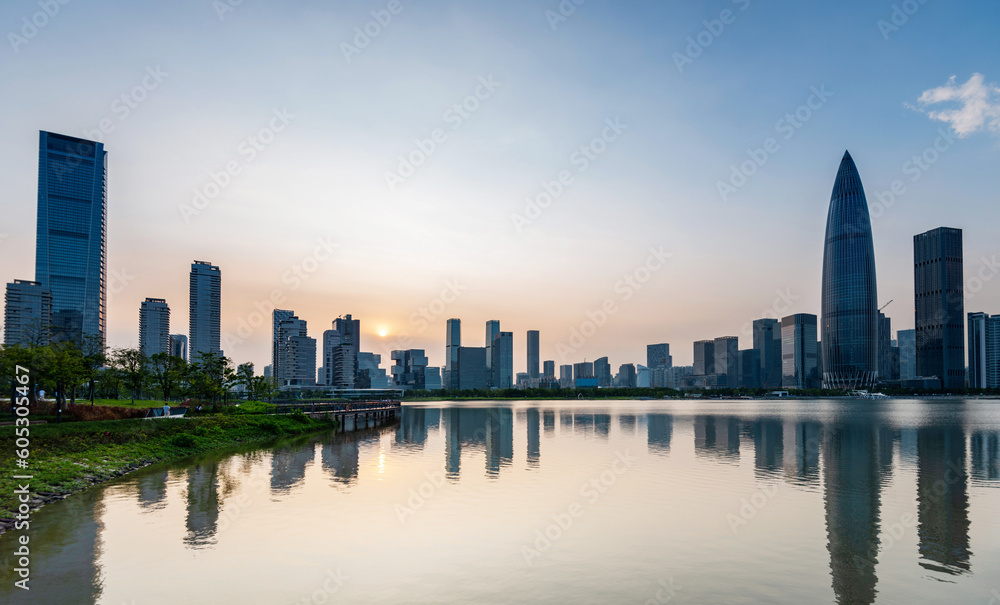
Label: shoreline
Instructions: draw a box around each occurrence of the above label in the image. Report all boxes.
[0,413,341,536]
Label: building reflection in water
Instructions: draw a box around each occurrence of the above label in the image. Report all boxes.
[526,408,540,468]
[542,410,556,435]
[594,414,611,439]
[270,443,314,495]
[916,426,971,575]
[185,461,220,549]
[823,424,885,605]
[618,414,637,435]
[970,431,999,482]
[785,421,821,484]
[442,407,514,479]
[646,413,672,454]
[321,435,362,487]
[396,407,430,450]
[694,415,740,461]
[136,469,169,511]
[752,419,784,478]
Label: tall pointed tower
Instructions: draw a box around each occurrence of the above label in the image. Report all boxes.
[821,151,878,389]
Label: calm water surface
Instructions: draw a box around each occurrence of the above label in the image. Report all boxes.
[3,399,1000,604]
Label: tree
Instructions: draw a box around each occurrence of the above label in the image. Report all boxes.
[112,347,147,404]
[79,334,107,404]
[149,352,186,401]
[187,351,235,405]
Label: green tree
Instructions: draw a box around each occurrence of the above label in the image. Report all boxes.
[149,352,186,401]
[112,347,147,404]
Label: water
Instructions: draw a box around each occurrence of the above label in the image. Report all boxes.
[3,399,1000,604]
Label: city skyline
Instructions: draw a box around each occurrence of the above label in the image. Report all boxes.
[2,1,1000,373]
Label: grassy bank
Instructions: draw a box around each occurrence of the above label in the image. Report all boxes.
[0,412,338,522]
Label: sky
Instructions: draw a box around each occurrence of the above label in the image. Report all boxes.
[1,0,999,372]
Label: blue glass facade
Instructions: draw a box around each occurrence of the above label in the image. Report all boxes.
[821,151,878,389]
[35,131,107,347]
[914,227,965,389]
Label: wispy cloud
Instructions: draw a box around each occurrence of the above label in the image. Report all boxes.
[910,73,1000,137]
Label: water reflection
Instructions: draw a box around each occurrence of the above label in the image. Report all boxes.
[4,401,1000,605]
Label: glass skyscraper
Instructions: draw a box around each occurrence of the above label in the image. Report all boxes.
[35,131,107,347]
[914,227,965,389]
[189,261,221,360]
[820,151,878,389]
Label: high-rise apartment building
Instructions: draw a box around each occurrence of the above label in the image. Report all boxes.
[35,132,107,347]
[272,309,295,382]
[276,315,316,387]
[189,261,221,360]
[139,298,170,357]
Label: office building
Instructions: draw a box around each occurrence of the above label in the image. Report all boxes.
[139,298,170,357]
[969,313,1000,389]
[693,340,715,376]
[714,336,739,387]
[573,362,594,381]
[169,334,188,362]
[189,261,221,360]
[35,132,107,347]
[739,349,761,389]
[647,343,672,370]
[3,280,52,346]
[485,320,500,386]
[594,356,612,387]
[445,319,461,389]
[425,367,442,390]
[753,319,783,388]
[559,364,573,388]
[616,364,637,388]
[492,331,514,388]
[457,346,488,390]
[357,352,389,389]
[782,313,818,389]
[391,349,428,390]
[527,330,540,379]
[878,312,894,383]
[898,329,916,380]
[914,227,965,389]
[821,151,878,389]
[543,360,555,379]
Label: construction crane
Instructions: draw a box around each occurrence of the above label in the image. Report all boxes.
[879,300,893,313]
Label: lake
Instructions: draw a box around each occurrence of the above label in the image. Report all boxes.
[2,399,1000,604]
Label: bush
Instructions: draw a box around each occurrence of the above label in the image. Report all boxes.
[259,419,282,434]
[169,433,198,448]
[230,400,277,415]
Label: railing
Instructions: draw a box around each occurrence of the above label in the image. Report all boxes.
[272,400,401,415]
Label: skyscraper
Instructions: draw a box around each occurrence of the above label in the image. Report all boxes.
[543,360,555,379]
[782,313,818,389]
[914,227,965,390]
[457,347,488,390]
[752,319,783,388]
[332,314,360,388]
[594,356,612,387]
[878,312,893,383]
[35,131,107,347]
[898,329,916,380]
[968,312,989,389]
[714,336,739,387]
[189,261,221,360]
[527,330,540,379]
[139,298,170,357]
[821,151,878,389]
[272,309,294,382]
[169,334,188,362]
[3,280,52,346]
[492,332,514,389]
[445,318,461,389]
[276,315,316,387]
[391,349,428,390]
[693,340,715,376]
[647,343,672,370]
[485,320,500,386]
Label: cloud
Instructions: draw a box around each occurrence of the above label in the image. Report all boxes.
[910,73,1000,137]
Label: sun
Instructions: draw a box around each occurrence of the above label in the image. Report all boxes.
[377,327,389,337]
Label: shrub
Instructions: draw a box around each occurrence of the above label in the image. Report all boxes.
[169,433,198,448]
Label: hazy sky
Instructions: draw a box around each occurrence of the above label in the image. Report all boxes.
[2,0,999,372]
